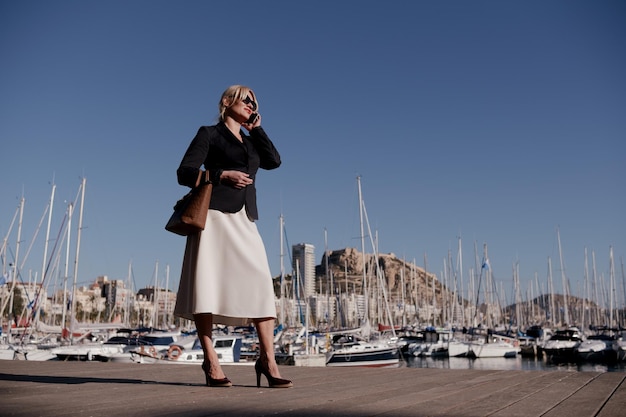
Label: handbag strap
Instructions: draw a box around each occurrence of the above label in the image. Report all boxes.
[194,170,210,187]
[193,125,218,187]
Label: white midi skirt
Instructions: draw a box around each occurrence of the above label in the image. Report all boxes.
[174,207,277,326]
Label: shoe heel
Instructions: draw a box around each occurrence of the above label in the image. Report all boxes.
[202,361,232,387]
[254,359,292,388]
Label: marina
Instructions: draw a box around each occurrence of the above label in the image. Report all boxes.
[2,176,626,416]
[1,360,625,417]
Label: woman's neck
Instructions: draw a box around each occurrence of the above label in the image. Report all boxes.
[223,119,243,141]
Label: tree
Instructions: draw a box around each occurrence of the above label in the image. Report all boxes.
[2,286,25,325]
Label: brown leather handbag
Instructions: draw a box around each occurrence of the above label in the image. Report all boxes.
[165,171,212,236]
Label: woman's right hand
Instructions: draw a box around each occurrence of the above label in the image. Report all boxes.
[221,170,253,189]
[242,113,261,131]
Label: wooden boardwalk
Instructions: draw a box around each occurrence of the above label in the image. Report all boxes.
[0,360,624,417]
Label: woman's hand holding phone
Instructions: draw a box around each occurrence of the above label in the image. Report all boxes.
[243,113,260,130]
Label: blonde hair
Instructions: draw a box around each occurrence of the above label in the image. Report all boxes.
[218,85,258,122]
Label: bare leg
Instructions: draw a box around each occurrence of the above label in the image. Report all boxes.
[194,313,226,379]
[253,317,283,378]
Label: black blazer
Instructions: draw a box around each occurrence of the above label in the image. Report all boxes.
[177,122,281,220]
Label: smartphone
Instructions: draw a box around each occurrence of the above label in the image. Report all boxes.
[246,113,259,124]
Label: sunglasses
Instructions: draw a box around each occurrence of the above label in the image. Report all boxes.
[241,96,257,111]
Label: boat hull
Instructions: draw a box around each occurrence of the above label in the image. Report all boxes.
[326,347,400,368]
[468,342,517,358]
[576,340,615,363]
[447,341,469,357]
[542,328,583,363]
[614,346,626,362]
[543,346,579,363]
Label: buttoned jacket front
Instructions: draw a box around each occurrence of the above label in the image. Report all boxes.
[176,122,281,220]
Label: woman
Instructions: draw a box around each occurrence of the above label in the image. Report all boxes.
[174,85,292,388]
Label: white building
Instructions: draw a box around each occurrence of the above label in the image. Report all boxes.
[292,243,316,298]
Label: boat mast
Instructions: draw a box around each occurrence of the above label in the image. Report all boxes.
[425,253,435,326]
[357,176,368,326]
[6,197,25,344]
[40,182,56,285]
[324,227,332,329]
[621,256,626,328]
[70,177,86,344]
[514,261,522,331]
[125,260,132,325]
[556,227,570,326]
[591,250,600,326]
[534,272,541,325]
[279,214,285,327]
[164,264,170,327]
[609,246,615,327]
[471,241,481,327]
[583,248,589,330]
[152,261,159,327]
[61,202,73,340]
[458,236,465,328]
[344,260,349,327]
[411,258,419,325]
[400,259,406,327]
[472,243,487,328]
[445,251,451,326]
[32,182,56,328]
[361,192,396,336]
[483,243,492,329]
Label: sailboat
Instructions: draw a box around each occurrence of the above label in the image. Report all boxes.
[457,244,518,358]
[325,332,400,367]
[465,328,518,358]
[324,177,400,368]
[0,189,60,361]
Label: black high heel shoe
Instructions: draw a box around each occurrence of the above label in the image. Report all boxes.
[255,359,293,388]
[201,361,232,387]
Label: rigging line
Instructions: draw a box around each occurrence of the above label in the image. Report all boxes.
[473,263,484,323]
[29,213,69,320]
[2,246,40,346]
[4,246,35,306]
[1,203,21,273]
[362,200,396,336]
[131,263,138,295]
[28,204,73,322]
[40,211,68,287]
[282,222,293,267]
[489,268,506,318]
[18,202,51,273]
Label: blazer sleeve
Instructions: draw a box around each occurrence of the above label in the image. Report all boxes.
[176,126,211,187]
[249,126,281,170]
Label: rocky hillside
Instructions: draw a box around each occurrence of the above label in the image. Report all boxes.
[313,247,453,307]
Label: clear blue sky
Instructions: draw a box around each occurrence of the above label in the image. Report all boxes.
[1,0,624,304]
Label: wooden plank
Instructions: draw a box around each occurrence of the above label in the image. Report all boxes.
[437,371,569,417]
[592,373,626,417]
[489,372,602,417]
[0,361,624,417]
[264,367,492,416]
[540,372,625,417]
[393,371,545,416]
